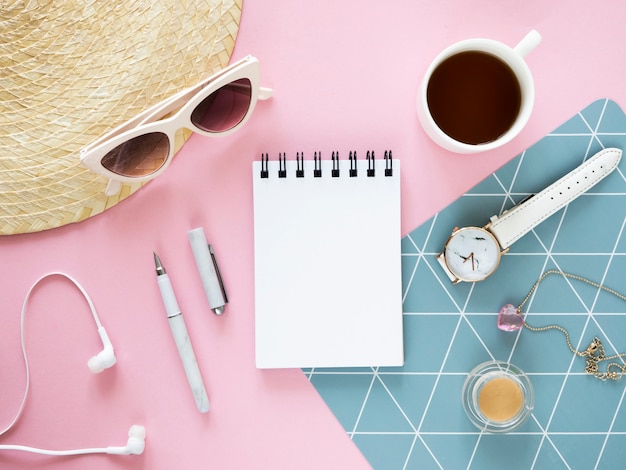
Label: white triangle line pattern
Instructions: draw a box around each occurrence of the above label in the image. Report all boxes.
[307,99,626,470]
[595,386,626,468]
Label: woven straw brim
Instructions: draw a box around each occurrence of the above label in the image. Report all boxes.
[0,0,242,235]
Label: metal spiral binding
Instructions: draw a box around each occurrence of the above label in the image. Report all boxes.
[260,153,269,178]
[258,151,394,178]
[278,153,287,178]
[367,151,375,177]
[296,152,304,178]
[349,151,358,177]
[314,152,322,178]
[384,150,393,177]
[331,151,340,177]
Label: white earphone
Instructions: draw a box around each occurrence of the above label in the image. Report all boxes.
[88,325,118,373]
[0,272,145,457]
[0,425,146,456]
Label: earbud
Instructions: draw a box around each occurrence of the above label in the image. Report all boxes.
[106,425,146,455]
[88,326,117,373]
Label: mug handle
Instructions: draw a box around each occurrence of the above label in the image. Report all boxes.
[514,30,542,58]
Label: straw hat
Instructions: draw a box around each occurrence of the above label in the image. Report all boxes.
[0,0,242,235]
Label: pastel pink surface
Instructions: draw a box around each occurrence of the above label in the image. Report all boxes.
[1,2,626,469]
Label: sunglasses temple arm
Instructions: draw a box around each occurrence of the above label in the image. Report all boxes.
[105,179,123,197]
[258,87,273,100]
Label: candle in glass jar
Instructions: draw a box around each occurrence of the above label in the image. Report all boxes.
[478,376,523,422]
[462,360,533,433]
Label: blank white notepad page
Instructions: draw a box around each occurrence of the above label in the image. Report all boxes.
[252,156,403,369]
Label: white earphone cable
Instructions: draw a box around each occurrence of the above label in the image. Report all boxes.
[0,444,112,456]
[0,272,107,440]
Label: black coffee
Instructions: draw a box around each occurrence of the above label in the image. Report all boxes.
[426,51,522,145]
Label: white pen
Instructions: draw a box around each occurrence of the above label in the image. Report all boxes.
[153,252,210,413]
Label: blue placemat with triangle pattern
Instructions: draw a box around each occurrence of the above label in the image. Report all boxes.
[305,99,626,469]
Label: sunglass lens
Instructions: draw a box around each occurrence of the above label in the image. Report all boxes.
[101,132,170,177]
[191,78,252,132]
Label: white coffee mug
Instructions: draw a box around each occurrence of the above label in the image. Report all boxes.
[417,30,541,153]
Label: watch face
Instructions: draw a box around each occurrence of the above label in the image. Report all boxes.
[444,227,501,282]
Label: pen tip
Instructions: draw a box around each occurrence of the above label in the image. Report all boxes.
[153,252,166,275]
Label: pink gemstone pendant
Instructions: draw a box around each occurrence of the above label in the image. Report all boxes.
[497,304,524,331]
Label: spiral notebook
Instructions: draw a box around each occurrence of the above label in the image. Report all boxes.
[252,152,404,369]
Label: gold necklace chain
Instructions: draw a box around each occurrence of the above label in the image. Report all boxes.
[517,269,626,381]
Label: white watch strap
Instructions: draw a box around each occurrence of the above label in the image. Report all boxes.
[489,147,622,249]
[436,253,458,282]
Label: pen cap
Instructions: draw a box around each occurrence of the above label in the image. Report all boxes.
[188,227,227,314]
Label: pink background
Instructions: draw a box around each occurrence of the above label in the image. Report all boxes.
[1,1,626,469]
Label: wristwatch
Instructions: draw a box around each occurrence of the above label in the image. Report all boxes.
[437,147,622,283]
